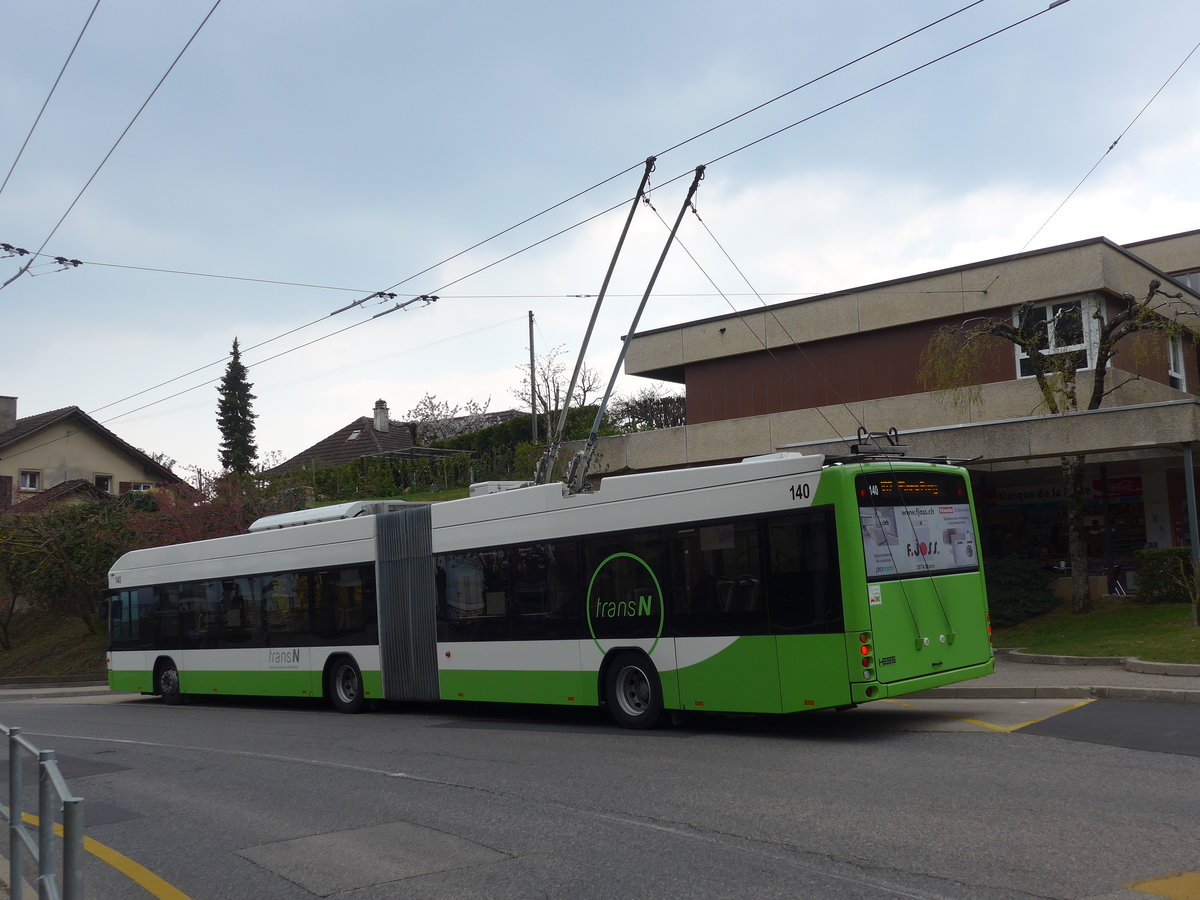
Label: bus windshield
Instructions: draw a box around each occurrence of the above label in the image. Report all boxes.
[856,471,978,580]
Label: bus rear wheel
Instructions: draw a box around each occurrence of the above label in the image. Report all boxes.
[605,653,664,729]
[157,661,182,705]
[328,658,366,714]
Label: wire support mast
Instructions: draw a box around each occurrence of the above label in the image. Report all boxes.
[565,164,705,495]
[536,156,656,485]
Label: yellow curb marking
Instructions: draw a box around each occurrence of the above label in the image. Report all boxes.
[882,698,1094,732]
[20,812,192,900]
[1126,870,1200,899]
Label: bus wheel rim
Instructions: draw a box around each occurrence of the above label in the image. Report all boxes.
[615,665,649,717]
[336,666,358,703]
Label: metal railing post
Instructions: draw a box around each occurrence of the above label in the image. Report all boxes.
[61,799,83,900]
[2,724,84,900]
[9,726,24,900]
[37,750,57,900]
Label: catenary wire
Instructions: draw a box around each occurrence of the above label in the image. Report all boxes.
[409,2,1063,313]
[7,2,993,300]
[1,1,222,292]
[0,0,102,201]
[681,201,957,634]
[982,36,1200,295]
[3,317,525,462]
[353,1,993,300]
[643,195,865,447]
[83,3,1055,430]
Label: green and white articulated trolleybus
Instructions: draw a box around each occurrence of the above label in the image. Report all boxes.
[106,451,994,728]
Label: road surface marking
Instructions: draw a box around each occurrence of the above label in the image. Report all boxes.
[882,698,1093,732]
[1126,871,1200,899]
[21,812,192,900]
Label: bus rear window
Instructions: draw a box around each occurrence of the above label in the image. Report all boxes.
[856,472,978,580]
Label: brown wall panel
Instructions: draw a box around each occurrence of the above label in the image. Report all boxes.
[685,318,1013,424]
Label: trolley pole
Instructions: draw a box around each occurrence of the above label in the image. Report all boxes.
[567,164,705,494]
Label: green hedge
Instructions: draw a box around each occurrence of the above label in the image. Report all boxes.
[984,557,1059,627]
[1132,548,1194,604]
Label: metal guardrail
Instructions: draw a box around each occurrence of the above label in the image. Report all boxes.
[1,724,84,900]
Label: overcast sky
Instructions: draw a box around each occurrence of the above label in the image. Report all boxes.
[3,0,1199,477]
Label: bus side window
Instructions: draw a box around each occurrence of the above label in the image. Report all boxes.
[669,520,764,636]
[436,551,512,642]
[221,577,260,646]
[151,585,183,649]
[510,541,582,640]
[766,509,843,634]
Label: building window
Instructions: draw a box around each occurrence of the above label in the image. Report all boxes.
[346,430,361,441]
[1168,334,1188,391]
[95,474,113,493]
[1174,270,1200,295]
[1015,296,1099,378]
[19,471,40,491]
[129,482,153,492]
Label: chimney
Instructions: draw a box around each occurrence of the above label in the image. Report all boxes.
[0,396,15,433]
[373,399,389,433]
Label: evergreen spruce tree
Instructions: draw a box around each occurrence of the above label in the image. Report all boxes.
[216,337,259,474]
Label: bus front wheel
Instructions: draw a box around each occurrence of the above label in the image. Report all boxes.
[328,658,366,714]
[605,653,664,729]
[157,661,182,705]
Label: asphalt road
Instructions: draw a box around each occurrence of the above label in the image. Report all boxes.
[2,692,1198,900]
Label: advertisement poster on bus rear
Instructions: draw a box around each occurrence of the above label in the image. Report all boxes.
[860,502,976,579]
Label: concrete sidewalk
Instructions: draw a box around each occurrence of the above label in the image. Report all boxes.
[919,649,1200,703]
[0,682,111,702]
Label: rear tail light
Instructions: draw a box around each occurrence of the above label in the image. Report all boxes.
[859,632,873,680]
[986,614,993,645]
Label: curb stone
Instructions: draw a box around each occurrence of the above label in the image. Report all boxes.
[996,648,1200,676]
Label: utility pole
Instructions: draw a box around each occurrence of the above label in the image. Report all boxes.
[529,310,537,443]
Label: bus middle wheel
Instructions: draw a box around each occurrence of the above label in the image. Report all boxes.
[328,658,367,714]
[605,652,664,729]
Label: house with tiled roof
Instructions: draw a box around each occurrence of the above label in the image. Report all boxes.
[0,397,182,510]
[6,478,108,514]
[267,400,417,476]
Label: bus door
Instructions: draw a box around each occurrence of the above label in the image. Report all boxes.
[668,521,783,714]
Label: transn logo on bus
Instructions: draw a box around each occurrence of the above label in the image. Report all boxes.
[586,552,665,656]
[267,648,301,668]
[593,594,655,619]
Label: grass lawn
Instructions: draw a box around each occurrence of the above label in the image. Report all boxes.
[0,610,107,679]
[994,601,1200,664]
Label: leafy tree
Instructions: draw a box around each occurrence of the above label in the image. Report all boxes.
[920,280,1196,616]
[0,492,154,633]
[0,471,314,648]
[609,385,686,432]
[216,337,259,474]
[0,527,32,650]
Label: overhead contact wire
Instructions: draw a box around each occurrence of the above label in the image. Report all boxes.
[0,0,102,200]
